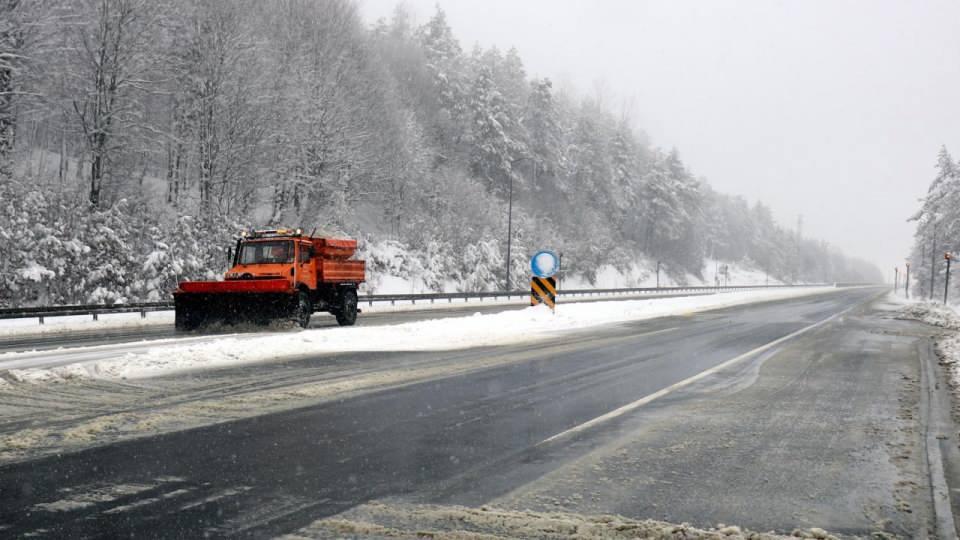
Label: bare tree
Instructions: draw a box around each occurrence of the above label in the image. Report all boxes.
[0,0,23,170]
[70,0,160,207]
[0,0,55,172]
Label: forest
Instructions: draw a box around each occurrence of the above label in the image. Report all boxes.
[909,146,960,301]
[0,0,881,307]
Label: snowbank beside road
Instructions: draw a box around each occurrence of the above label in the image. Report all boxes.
[899,299,960,331]
[0,310,176,337]
[280,501,838,540]
[0,290,706,339]
[899,300,960,399]
[2,287,839,384]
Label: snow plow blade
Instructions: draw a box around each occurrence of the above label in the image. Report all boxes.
[174,279,295,330]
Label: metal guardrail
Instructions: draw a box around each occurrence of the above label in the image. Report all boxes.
[0,284,833,324]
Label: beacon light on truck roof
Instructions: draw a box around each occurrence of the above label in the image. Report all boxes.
[239,228,305,239]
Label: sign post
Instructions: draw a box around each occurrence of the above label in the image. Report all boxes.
[530,250,560,313]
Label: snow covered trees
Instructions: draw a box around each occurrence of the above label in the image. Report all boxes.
[523,78,562,189]
[0,0,880,306]
[468,64,524,196]
[909,146,960,299]
[68,0,164,207]
[0,0,22,171]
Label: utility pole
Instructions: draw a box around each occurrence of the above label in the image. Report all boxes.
[930,225,938,300]
[505,171,515,291]
[920,242,927,297]
[894,267,899,293]
[558,252,563,288]
[656,261,661,288]
[905,262,910,299]
[945,253,953,305]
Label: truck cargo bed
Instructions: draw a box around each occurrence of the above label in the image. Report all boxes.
[318,260,365,283]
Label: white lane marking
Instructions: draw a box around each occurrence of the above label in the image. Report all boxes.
[102,488,194,515]
[31,483,155,512]
[536,302,860,447]
[179,486,252,511]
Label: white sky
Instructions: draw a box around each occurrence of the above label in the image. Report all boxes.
[359,0,960,276]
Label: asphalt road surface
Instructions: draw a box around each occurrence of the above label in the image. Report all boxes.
[0,287,954,538]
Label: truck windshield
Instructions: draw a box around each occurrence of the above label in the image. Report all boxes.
[238,241,293,264]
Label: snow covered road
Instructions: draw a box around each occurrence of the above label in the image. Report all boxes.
[0,287,838,383]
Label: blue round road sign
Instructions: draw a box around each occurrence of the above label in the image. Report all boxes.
[531,250,560,278]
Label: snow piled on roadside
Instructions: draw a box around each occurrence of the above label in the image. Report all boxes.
[5,287,835,383]
[899,300,960,331]
[0,310,176,338]
[279,502,839,540]
[899,299,960,411]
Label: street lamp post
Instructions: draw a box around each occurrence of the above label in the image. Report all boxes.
[656,261,661,288]
[894,267,899,293]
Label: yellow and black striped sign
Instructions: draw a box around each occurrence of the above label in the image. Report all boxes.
[530,276,557,310]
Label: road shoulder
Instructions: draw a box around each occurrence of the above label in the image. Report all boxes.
[482,294,941,537]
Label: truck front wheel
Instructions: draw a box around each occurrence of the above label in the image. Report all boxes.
[335,288,358,326]
[294,290,312,329]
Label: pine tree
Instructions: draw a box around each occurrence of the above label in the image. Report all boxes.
[909,146,960,298]
[523,78,562,188]
[468,65,523,196]
[417,7,468,149]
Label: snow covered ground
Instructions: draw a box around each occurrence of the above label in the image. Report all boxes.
[367,256,784,294]
[0,310,177,337]
[0,287,766,339]
[0,293,563,337]
[280,501,838,540]
[898,298,960,405]
[2,287,837,384]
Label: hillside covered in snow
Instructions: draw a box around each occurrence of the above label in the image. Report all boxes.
[0,1,880,307]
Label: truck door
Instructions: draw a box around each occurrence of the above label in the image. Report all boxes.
[297,242,317,288]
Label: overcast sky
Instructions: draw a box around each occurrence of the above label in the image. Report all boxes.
[360,0,960,277]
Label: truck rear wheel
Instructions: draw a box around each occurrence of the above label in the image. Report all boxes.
[294,290,312,329]
[335,288,358,326]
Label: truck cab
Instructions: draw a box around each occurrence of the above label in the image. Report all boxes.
[226,236,315,287]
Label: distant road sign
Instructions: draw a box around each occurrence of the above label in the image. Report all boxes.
[530,276,557,311]
[531,250,560,278]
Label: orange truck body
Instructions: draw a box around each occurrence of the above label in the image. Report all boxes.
[174,230,365,330]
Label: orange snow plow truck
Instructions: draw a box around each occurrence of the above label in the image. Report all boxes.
[174,229,365,330]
